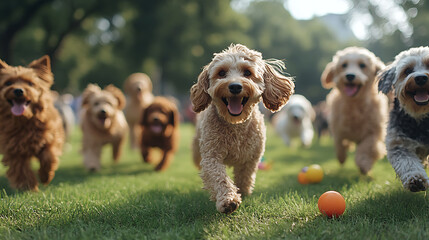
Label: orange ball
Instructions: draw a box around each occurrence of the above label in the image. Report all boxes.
[298,171,309,184]
[318,191,346,218]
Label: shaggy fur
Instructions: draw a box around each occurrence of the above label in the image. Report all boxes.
[140,97,179,171]
[0,56,64,191]
[123,73,154,149]
[272,94,315,147]
[321,47,389,174]
[378,46,429,192]
[191,44,294,214]
[80,84,128,171]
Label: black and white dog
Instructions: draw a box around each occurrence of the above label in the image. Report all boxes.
[378,46,429,192]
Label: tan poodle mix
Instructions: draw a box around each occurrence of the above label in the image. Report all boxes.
[80,84,128,171]
[0,56,64,191]
[321,47,389,174]
[140,97,179,171]
[123,73,154,149]
[191,44,294,214]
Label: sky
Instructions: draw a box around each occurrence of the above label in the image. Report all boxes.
[284,0,351,20]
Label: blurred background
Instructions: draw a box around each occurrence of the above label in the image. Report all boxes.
[0,0,427,104]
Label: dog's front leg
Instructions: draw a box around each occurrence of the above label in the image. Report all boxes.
[37,146,59,185]
[3,154,38,191]
[83,146,102,172]
[155,149,174,171]
[233,160,259,196]
[355,135,385,174]
[334,136,349,164]
[387,146,429,192]
[200,156,241,214]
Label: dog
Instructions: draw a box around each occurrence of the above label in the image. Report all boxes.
[191,44,294,214]
[321,47,389,174]
[53,92,75,142]
[123,73,154,149]
[313,101,330,142]
[80,84,128,171]
[378,46,429,192]
[0,55,64,191]
[140,96,179,171]
[272,94,315,147]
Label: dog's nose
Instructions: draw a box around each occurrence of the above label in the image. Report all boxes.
[99,109,107,116]
[415,75,428,86]
[13,88,24,97]
[346,74,355,81]
[228,83,242,94]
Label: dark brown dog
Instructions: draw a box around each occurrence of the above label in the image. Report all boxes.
[140,97,179,171]
[0,56,64,191]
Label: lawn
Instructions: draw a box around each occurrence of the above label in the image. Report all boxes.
[1,123,429,239]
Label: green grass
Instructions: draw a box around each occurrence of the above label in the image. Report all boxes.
[1,123,429,239]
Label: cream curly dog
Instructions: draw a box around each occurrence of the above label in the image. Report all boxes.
[191,44,294,214]
[378,46,429,192]
[321,47,389,174]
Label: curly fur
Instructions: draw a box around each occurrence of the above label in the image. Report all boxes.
[191,44,294,214]
[80,84,128,171]
[378,46,429,192]
[322,47,389,174]
[123,73,154,149]
[0,55,64,191]
[140,97,179,171]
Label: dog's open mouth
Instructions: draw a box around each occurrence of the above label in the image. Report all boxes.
[8,99,30,116]
[409,89,429,105]
[222,96,249,116]
[344,83,361,97]
[150,123,163,134]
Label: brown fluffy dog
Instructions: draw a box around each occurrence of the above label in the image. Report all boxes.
[123,73,154,149]
[191,44,294,214]
[80,84,128,171]
[140,97,179,171]
[0,56,64,191]
[321,47,389,174]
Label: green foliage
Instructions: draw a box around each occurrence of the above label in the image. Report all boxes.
[1,124,429,239]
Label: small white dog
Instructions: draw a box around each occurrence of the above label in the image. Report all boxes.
[378,46,429,192]
[272,94,315,147]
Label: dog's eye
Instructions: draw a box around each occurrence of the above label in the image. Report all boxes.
[27,81,33,86]
[94,101,100,106]
[342,63,347,68]
[4,81,12,86]
[359,63,366,69]
[404,67,414,76]
[243,69,252,77]
[218,70,226,78]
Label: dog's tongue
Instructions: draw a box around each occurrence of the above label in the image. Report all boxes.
[344,85,358,97]
[414,89,429,103]
[151,125,163,133]
[227,97,243,115]
[11,101,26,116]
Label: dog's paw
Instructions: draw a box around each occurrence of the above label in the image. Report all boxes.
[216,195,242,214]
[404,175,429,192]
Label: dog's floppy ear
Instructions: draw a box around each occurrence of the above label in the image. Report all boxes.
[105,84,126,110]
[169,104,179,127]
[140,105,150,126]
[262,60,295,112]
[28,55,53,86]
[378,65,396,94]
[190,65,211,112]
[321,62,335,89]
